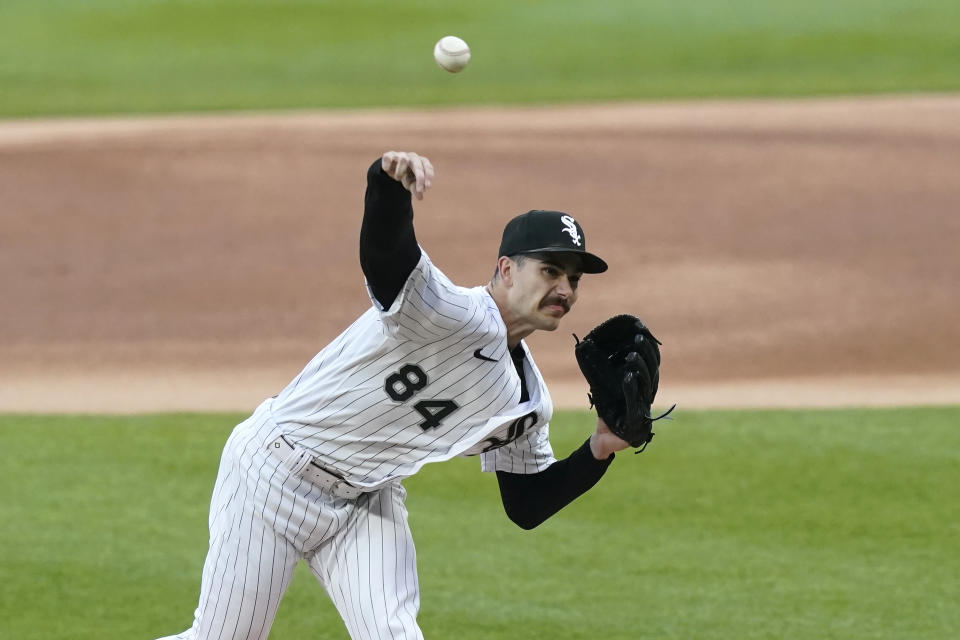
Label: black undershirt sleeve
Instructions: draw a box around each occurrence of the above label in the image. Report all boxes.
[359,159,422,309]
[361,157,611,529]
[496,438,614,530]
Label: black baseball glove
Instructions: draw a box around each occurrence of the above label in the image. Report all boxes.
[574,315,675,452]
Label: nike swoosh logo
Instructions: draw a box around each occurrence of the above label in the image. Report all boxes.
[473,347,497,362]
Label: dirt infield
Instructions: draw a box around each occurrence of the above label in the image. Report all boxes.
[2,96,959,412]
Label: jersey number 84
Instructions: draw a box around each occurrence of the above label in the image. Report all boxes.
[384,363,459,430]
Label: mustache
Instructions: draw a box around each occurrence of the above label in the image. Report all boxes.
[540,297,570,312]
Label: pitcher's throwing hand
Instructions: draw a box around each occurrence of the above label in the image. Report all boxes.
[381,150,434,200]
[152,150,657,640]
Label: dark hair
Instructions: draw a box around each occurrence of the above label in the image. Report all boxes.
[491,254,531,282]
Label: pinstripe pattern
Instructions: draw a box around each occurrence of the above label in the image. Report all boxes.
[309,483,421,640]
[159,251,557,640]
[270,252,556,487]
[158,400,423,640]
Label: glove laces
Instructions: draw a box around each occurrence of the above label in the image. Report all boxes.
[635,403,677,454]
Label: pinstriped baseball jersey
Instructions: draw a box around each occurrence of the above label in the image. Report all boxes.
[270,250,556,487]
[153,159,620,640]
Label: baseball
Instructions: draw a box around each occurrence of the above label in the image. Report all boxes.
[433,36,471,73]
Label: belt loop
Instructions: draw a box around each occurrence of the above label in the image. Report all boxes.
[282,443,314,477]
[267,435,364,499]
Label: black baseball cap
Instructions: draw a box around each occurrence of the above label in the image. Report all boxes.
[497,210,608,274]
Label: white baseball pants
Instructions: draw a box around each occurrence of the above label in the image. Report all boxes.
[156,400,424,640]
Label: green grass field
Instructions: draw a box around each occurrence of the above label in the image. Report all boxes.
[2,3,958,638]
[2,407,957,639]
[1,0,959,117]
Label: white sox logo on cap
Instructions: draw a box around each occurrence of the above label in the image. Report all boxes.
[560,215,582,246]
[497,209,608,273]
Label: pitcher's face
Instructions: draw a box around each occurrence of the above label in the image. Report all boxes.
[506,254,582,332]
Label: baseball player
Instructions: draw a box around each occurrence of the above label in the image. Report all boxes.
[156,151,633,640]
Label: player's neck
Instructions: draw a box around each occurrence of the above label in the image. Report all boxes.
[485,282,536,349]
